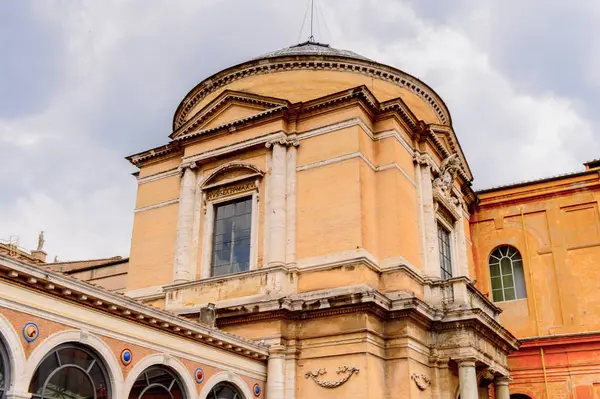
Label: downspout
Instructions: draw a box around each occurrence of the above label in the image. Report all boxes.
[520,206,550,399]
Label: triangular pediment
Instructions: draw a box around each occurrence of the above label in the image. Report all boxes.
[170,90,289,139]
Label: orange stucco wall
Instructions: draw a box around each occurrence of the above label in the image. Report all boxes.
[470,170,600,396]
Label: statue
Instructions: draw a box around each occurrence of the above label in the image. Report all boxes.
[36,231,45,251]
[432,154,461,196]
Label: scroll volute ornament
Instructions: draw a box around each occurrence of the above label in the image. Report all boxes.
[304,366,359,388]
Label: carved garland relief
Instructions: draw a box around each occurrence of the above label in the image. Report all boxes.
[304,366,359,389]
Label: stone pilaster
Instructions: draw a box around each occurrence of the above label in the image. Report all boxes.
[457,358,478,399]
[265,138,298,267]
[267,344,286,399]
[415,153,441,278]
[173,161,198,283]
[494,376,511,399]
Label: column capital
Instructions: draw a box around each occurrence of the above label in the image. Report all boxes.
[268,344,287,357]
[178,160,198,176]
[456,357,477,368]
[265,138,299,149]
[494,376,512,386]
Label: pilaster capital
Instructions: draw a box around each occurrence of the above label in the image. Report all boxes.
[177,160,198,177]
[265,138,300,149]
[268,344,287,358]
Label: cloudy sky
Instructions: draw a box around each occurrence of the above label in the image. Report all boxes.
[2,0,599,261]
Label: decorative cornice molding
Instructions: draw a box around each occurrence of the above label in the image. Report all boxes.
[174,57,451,130]
[0,255,268,360]
[304,366,359,389]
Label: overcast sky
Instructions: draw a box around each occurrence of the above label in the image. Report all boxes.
[2,0,599,261]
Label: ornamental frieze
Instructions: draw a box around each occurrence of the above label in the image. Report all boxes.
[304,366,359,388]
[206,181,257,201]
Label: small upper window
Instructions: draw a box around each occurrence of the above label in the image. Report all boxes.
[489,246,527,302]
[438,223,453,280]
[211,197,253,277]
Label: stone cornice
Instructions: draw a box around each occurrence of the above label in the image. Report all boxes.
[0,255,268,360]
[173,55,451,130]
[170,89,290,139]
[126,143,182,168]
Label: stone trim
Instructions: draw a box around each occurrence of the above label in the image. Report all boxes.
[134,199,179,213]
[0,255,268,359]
[137,168,179,185]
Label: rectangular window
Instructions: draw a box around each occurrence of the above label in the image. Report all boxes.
[211,197,253,277]
[438,223,453,280]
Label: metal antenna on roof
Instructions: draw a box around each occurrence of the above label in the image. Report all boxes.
[309,0,315,42]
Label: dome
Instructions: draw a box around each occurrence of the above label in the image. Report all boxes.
[253,41,372,62]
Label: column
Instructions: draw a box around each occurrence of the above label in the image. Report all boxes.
[173,162,197,283]
[494,376,511,399]
[266,139,287,267]
[457,359,478,399]
[267,345,286,399]
[455,210,470,278]
[285,141,298,265]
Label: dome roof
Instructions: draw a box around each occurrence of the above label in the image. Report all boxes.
[253,41,372,62]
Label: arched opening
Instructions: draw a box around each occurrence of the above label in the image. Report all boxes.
[128,366,186,399]
[29,344,110,399]
[0,337,9,399]
[511,395,533,399]
[205,382,245,399]
[489,245,527,302]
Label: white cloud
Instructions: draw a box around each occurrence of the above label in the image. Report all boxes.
[1,0,599,260]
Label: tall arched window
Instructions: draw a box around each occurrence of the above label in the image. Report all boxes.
[489,246,527,302]
[206,382,244,399]
[0,338,9,399]
[29,344,110,399]
[129,366,185,399]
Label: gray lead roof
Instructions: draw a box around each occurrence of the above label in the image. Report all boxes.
[253,41,372,62]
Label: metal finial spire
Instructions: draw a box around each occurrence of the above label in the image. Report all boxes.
[309,0,315,42]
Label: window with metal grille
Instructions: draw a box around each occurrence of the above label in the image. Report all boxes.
[211,197,252,277]
[0,338,8,399]
[489,246,527,302]
[128,366,186,399]
[438,223,453,280]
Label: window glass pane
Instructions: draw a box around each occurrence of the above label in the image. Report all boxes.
[489,264,500,277]
[504,287,516,301]
[492,289,504,302]
[437,223,452,280]
[490,277,502,290]
[212,197,252,277]
[513,262,527,299]
[500,258,512,275]
[502,275,514,289]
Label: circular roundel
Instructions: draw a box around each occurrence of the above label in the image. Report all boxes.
[194,367,204,384]
[120,349,132,365]
[253,383,261,397]
[22,322,39,342]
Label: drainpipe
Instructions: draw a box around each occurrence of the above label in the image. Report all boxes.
[520,207,550,399]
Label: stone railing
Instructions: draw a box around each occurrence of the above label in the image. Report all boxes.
[426,277,500,322]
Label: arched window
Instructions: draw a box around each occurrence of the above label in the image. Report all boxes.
[129,366,185,399]
[0,338,9,399]
[489,246,527,302]
[510,395,532,399]
[206,382,244,399]
[29,344,110,399]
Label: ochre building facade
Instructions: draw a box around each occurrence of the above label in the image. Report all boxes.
[1,41,597,399]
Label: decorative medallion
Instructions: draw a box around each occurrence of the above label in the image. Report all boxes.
[22,322,39,343]
[120,349,132,365]
[411,373,432,391]
[253,384,261,397]
[304,366,359,389]
[194,368,205,384]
